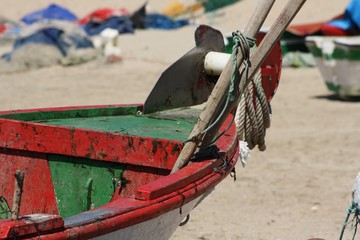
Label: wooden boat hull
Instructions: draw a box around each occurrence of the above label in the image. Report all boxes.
[0,104,238,239]
[93,195,204,240]
[306,36,360,98]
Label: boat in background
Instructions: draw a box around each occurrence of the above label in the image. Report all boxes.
[306,36,360,99]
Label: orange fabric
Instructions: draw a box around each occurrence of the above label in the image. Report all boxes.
[286,22,324,36]
[286,14,345,36]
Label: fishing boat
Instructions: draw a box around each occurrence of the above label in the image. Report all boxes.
[0,0,305,239]
[306,35,360,99]
[0,102,240,240]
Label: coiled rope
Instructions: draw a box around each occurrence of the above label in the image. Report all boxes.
[235,70,271,151]
[231,30,272,166]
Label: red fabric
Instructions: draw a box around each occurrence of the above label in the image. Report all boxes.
[0,25,6,34]
[78,8,129,25]
[320,24,352,36]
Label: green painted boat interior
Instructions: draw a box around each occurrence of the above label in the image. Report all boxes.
[36,114,195,142]
[0,105,201,142]
[48,154,126,218]
[0,105,140,122]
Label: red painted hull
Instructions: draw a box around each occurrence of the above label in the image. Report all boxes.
[0,104,238,239]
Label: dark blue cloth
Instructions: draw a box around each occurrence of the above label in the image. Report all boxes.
[328,0,360,32]
[83,13,188,35]
[83,16,134,36]
[144,14,189,29]
[21,4,78,24]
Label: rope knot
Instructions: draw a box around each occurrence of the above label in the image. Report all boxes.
[232,30,255,67]
[228,31,255,103]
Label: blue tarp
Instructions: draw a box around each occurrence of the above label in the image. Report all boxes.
[83,16,134,36]
[144,13,189,29]
[13,28,93,56]
[328,0,360,32]
[2,21,93,62]
[21,4,78,24]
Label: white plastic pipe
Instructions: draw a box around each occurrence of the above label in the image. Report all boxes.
[204,51,231,76]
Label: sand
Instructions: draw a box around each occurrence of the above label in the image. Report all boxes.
[1,0,359,239]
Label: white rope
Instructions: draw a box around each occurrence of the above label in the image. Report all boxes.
[235,70,272,166]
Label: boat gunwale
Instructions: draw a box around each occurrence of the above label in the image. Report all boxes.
[35,155,237,239]
[0,104,142,121]
[0,148,238,239]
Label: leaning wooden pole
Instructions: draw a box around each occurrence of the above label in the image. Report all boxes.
[201,0,308,148]
[171,0,275,173]
[171,0,307,173]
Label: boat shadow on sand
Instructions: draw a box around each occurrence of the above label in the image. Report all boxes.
[313,94,360,102]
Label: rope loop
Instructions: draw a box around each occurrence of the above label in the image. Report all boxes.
[339,199,360,240]
[235,63,271,153]
[232,31,272,162]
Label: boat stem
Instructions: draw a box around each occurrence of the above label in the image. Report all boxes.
[171,0,307,173]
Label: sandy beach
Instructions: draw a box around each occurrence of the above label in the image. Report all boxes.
[1,0,359,239]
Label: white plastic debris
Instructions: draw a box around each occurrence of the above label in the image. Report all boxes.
[98,28,122,62]
[353,172,360,205]
[239,140,250,167]
[100,28,119,42]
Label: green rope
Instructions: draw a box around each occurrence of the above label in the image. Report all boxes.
[339,200,360,240]
[201,31,255,135]
[229,31,256,102]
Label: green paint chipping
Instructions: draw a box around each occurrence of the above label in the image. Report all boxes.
[331,47,347,60]
[48,155,126,218]
[343,47,360,61]
[307,44,355,60]
[0,197,11,219]
[326,82,340,93]
[33,112,198,142]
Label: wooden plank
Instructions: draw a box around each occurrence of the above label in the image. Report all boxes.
[0,119,182,170]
